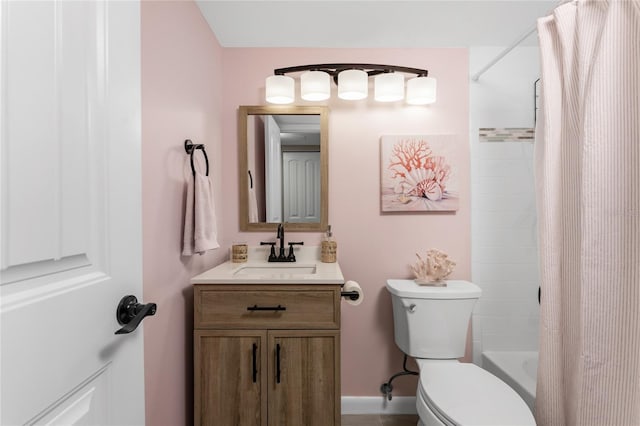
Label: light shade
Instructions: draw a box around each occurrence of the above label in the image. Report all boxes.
[406,76,437,105]
[374,72,404,102]
[265,75,295,104]
[338,69,368,100]
[301,71,330,101]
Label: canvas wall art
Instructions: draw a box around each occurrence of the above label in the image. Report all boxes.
[380,135,460,212]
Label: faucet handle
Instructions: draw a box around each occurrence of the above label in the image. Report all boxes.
[287,242,304,260]
[260,241,277,261]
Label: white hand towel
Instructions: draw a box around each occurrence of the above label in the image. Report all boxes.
[183,171,219,256]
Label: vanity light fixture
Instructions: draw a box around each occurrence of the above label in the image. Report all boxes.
[406,75,437,105]
[337,69,368,100]
[265,75,295,104]
[375,72,405,102]
[265,63,436,105]
[300,71,331,101]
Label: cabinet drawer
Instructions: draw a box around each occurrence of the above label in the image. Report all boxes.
[194,285,340,329]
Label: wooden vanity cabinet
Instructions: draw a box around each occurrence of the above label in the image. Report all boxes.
[195,330,266,425]
[194,284,341,426]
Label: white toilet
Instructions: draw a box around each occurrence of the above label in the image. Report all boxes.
[386,279,536,426]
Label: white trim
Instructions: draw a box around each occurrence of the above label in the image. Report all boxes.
[341,396,417,415]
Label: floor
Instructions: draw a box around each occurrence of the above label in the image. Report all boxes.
[341,415,419,426]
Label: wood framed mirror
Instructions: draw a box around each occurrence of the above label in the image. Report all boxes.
[238,105,329,232]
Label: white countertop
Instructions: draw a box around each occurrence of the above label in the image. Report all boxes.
[191,246,344,285]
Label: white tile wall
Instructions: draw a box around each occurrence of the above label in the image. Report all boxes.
[470,47,541,364]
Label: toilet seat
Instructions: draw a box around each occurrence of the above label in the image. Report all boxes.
[416,360,535,426]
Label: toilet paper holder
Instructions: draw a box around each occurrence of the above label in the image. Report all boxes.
[340,291,360,301]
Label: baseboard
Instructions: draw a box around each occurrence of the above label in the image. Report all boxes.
[341,396,417,415]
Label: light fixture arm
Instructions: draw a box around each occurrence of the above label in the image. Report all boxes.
[274,63,429,84]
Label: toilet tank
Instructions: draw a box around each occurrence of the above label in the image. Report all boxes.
[386,279,481,359]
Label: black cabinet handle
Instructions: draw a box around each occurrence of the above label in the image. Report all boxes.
[247,304,286,312]
[252,343,257,383]
[276,343,281,384]
[115,295,157,335]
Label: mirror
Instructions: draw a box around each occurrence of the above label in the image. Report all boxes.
[239,105,328,232]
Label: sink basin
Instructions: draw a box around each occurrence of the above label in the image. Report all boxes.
[233,264,317,277]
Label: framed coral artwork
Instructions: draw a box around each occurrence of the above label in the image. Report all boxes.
[380,135,460,212]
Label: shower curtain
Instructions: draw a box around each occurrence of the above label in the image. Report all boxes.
[535,1,640,425]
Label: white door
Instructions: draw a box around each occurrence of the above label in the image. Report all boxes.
[264,115,283,223]
[283,152,321,223]
[1,1,146,425]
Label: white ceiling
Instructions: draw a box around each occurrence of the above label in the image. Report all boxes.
[196,1,558,48]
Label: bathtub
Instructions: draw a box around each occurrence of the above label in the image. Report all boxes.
[481,351,538,413]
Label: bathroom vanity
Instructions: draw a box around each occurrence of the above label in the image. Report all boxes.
[191,247,343,426]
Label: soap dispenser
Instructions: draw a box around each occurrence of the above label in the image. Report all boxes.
[321,225,337,263]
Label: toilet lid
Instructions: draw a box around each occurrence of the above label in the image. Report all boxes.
[418,361,535,426]
[386,279,481,299]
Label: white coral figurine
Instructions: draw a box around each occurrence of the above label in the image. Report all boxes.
[411,249,456,286]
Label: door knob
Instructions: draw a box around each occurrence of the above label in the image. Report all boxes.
[115,295,157,335]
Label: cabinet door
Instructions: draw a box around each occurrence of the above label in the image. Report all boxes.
[268,330,340,426]
[195,330,267,426]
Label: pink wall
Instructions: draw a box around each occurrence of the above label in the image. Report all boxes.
[221,48,470,396]
[141,2,227,425]
[140,9,470,420]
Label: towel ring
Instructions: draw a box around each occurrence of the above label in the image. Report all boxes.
[184,139,209,177]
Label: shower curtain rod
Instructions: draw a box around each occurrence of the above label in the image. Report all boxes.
[471,24,537,82]
[471,0,573,81]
